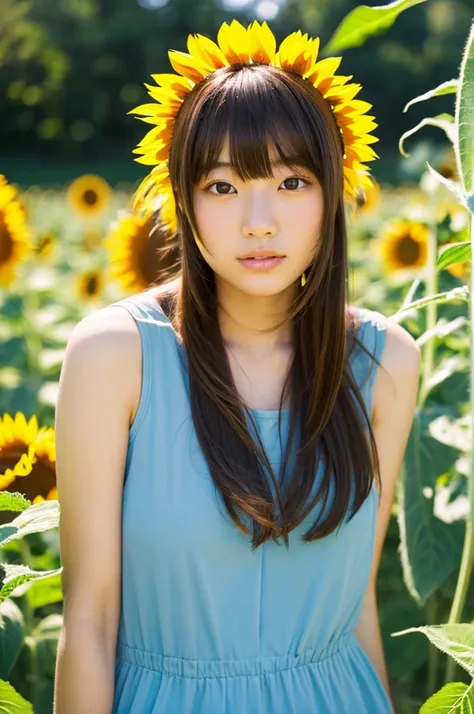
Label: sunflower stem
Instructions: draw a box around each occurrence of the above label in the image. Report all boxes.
[418,223,438,408]
[417,218,440,696]
[444,210,474,684]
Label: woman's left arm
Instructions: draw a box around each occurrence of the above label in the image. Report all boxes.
[355,318,422,704]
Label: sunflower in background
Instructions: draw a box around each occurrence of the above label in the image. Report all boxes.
[0,413,56,505]
[35,231,56,259]
[80,228,104,251]
[378,219,428,273]
[354,179,381,215]
[76,268,104,300]
[0,175,33,286]
[104,212,178,292]
[67,174,112,220]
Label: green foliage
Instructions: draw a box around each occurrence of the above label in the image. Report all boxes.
[325,0,427,53]
[404,80,459,113]
[397,410,464,604]
[0,680,33,713]
[437,243,472,272]
[0,601,24,679]
[455,23,474,202]
[0,565,62,605]
[399,114,456,157]
[421,681,474,712]
[0,503,60,549]
[0,495,31,514]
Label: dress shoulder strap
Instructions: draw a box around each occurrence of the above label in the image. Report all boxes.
[351,307,388,423]
[108,291,180,442]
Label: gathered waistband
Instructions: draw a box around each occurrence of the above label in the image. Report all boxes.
[116,631,355,680]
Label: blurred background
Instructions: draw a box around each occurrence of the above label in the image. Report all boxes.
[0,0,471,185]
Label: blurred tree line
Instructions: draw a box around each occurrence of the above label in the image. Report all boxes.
[0,0,471,185]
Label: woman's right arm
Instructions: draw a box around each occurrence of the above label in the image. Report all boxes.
[53,307,141,714]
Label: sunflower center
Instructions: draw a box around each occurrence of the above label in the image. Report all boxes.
[85,275,99,295]
[83,189,98,206]
[397,236,420,266]
[0,215,13,263]
[0,447,55,502]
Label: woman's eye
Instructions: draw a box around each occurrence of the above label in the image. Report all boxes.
[280,177,308,191]
[207,182,235,195]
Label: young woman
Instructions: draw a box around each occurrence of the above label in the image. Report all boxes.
[53,20,421,714]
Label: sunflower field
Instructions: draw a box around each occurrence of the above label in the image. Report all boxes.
[0,2,474,713]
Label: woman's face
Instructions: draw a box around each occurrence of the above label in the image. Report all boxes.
[192,138,324,297]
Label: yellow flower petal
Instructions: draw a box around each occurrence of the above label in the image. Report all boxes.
[305,56,342,84]
[168,50,211,83]
[217,20,250,64]
[248,21,277,64]
[187,34,228,69]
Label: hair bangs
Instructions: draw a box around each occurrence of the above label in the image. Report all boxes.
[190,65,334,187]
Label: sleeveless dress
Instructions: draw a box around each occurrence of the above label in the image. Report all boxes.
[110,291,394,714]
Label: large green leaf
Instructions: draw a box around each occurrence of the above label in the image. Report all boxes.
[0,495,31,514]
[399,114,456,157]
[397,410,464,603]
[403,79,459,113]
[393,624,474,677]
[420,682,474,713]
[0,501,59,548]
[0,680,33,713]
[437,241,472,271]
[455,21,474,201]
[0,565,62,604]
[0,600,24,679]
[325,0,427,53]
[26,572,62,610]
[33,614,62,679]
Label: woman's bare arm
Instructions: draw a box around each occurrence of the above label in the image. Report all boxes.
[53,307,141,714]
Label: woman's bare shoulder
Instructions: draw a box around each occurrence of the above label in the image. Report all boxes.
[62,305,142,421]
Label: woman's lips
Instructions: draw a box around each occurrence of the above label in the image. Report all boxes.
[238,256,286,271]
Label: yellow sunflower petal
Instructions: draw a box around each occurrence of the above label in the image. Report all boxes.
[217,20,250,64]
[248,21,277,64]
[150,74,194,95]
[168,50,212,83]
[187,34,228,69]
[305,56,342,84]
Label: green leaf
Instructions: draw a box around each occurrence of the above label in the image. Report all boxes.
[419,681,474,713]
[437,241,472,271]
[0,565,62,605]
[26,572,62,610]
[0,600,24,679]
[0,679,33,713]
[0,495,31,514]
[397,411,464,603]
[0,501,59,548]
[425,162,470,209]
[393,624,474,677]
[399,114,456,157]
[33,614,62,679]
[403,79,459,113]
[456,21,474,196]
[392,286,470,317]
[325,0,427,53]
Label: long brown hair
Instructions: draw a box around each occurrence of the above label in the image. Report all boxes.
[149,63,383,549]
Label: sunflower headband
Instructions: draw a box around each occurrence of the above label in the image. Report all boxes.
[129,19,379,233]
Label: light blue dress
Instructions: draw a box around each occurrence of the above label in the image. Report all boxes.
[110,291,394,714]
